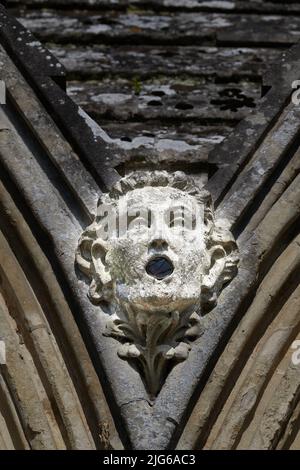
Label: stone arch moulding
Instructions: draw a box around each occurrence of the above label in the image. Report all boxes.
[0,4,300,450]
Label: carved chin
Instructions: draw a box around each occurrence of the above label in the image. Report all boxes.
[115,283,201,313]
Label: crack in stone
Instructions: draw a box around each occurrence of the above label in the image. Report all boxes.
[120,398,152,408]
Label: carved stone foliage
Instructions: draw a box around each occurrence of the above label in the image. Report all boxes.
[76,171,239,397]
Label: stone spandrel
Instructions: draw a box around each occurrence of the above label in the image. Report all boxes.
[0,0,299,451]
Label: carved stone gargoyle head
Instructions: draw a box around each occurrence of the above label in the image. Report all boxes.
[76,171,239,397]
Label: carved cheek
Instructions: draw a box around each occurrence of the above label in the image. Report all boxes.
[183,237,205,259]
[108,239,148,281]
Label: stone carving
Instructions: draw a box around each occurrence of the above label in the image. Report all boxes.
[76,171,239,398]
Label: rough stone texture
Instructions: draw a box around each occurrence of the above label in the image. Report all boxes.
[67,78,258,123]
[50,45,281,80]
[0,4,120,191]
[6,0,300,14]
[13,10,300,46]
[7,0,300,174]
[0,0,299,451]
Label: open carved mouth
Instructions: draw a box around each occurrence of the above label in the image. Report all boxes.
[146,256,174,280]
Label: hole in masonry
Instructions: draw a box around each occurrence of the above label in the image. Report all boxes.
[100,300,111,314]
[143,132,155,137]
[151,90,166,97]
[158,50,175,58]
[146,257,174,280]
[175,102,194,110]
[147,100,163,107]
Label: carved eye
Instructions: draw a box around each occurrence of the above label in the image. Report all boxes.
[146,256,174,280]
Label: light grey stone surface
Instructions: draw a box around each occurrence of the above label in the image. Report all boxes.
[1,1,300,451]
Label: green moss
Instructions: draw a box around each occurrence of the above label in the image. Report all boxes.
[132,76,142,95]
[126,6,149,15]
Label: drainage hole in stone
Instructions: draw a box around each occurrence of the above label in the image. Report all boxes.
[143,132,155,138]
[175,102,194,110]
[147,100,163,107]
[151,90,166,97]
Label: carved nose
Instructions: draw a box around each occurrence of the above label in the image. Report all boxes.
[149,239,168,251]
[146,256,174,280]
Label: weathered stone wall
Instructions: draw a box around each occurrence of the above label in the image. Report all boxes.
[8,0,300,173]
[0,0,299,450]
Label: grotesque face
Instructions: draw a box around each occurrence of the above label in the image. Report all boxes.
[77,171,239,316]
[76,171,239,397]
[93,186,208,313]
